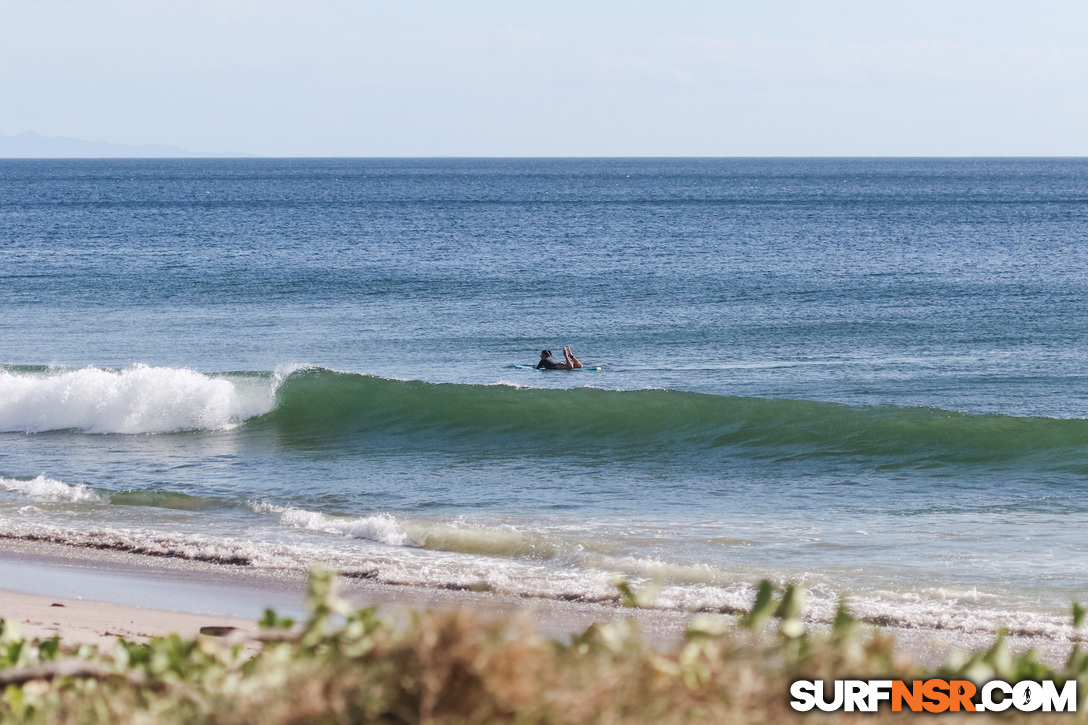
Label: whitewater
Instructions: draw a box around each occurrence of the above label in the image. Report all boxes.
[3,157,1088,643]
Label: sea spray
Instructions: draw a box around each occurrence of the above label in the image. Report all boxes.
[0,365,277,434]
[0,475,105,503]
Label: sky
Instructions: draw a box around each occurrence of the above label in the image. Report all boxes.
[1,0,1086,156]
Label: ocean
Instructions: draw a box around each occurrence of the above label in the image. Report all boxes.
[2,157,1088,637]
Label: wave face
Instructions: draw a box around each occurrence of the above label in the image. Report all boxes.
[260,368,1088,470]
[5,365,1088,472]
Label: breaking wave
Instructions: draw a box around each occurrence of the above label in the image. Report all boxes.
[0,364,276,434]
[4,364,1088,470]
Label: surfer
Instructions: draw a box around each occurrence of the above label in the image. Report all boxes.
[537,346,582,370]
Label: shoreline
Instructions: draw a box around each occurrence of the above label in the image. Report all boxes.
[0,538,1076,667]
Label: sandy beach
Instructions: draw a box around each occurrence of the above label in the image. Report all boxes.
[0,537,1077,671]
[0,537,702,648]
[0,587,257,649]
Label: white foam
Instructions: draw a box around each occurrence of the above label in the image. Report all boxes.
[0,508,1075,641]
[0,365,276,434]
[0,520,281,567]
[0,475,104,503]
[250,501,409,547]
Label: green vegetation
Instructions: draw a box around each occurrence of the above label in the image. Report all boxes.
[1,570,1087,723]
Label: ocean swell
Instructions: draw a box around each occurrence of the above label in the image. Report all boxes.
[261,368,1088,470]
[4,364,1088,470]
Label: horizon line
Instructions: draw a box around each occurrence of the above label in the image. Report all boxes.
[3,154,1088,160]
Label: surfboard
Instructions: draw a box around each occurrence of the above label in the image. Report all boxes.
[514,364,602,371]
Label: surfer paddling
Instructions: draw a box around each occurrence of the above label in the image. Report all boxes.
[537,346,583,370]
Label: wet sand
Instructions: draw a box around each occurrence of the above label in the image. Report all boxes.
[0,538,1074,668]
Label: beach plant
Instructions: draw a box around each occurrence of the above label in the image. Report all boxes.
[0,571,1087,723]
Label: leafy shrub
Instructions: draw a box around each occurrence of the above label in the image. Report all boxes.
[0,570,1084,723]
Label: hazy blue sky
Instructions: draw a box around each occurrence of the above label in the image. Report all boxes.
[2,0,1086,156]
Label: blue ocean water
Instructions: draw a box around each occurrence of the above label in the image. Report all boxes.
[2,158,1088,635]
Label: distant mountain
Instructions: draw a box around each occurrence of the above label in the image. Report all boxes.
[0,131,246,158]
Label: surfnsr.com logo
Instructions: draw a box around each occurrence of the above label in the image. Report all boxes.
[790,679,1077,713]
